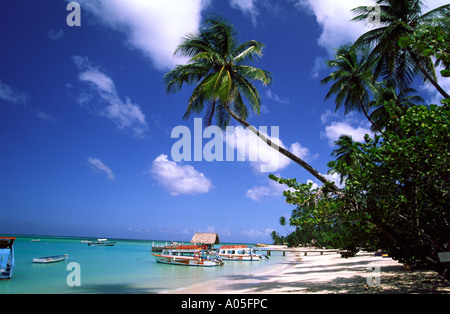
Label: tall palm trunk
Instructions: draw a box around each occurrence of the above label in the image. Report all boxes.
[408,48,450,99]
[222,103,342,194]
[360,100,385,135]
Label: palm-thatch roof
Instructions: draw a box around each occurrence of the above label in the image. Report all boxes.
[190,233,220,245]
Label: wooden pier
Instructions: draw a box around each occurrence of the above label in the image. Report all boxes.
[255,247,344,257]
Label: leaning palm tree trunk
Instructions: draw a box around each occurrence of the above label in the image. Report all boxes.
[165,16,342,195]
[222,103,342,193]
[408,48,450,99]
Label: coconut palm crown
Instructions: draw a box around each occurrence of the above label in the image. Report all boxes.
[352,0,450,97]
[164,16,272,129]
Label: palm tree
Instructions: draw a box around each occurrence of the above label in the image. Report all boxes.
[327,135,360,184]
[165,16,341,193]
[352,0,450,98]
[165,16,271,129]
[369,81,424,132]
[321,45,380,131]
[279,216,291,235]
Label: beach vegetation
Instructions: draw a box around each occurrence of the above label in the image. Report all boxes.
[272,102,450,272]
[273,0,450,280]
[270,230,284,245]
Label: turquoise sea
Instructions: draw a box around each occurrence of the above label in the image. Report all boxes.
[0,235,284,294]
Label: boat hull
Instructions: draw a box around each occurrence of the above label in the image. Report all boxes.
[152,254,223,267]
[0,237,15,280]
[218,254,261,261]
[33,254,68,264]
[88,242,116,246]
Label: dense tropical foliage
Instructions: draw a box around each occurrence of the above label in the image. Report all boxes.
[272,103,449,272]
[272,0,450,279]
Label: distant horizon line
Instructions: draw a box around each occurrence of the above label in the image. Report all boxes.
[0,233,260,245]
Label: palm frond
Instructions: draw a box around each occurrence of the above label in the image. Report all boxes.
[183,81,208,120]
[235,65,272,86]
[419,4,450,22]
[232,40,265,64]
[164,63,211,93]
[233,74,262,114]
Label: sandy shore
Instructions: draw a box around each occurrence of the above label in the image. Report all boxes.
[164,250,450,294]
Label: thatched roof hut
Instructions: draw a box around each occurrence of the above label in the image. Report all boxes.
[190,233,220,247]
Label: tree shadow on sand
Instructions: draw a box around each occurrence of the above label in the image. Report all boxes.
[69,283,162,294]
[215,257,450,294]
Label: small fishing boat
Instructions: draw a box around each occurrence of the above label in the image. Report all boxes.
[0,237,15,279]
[218,245,268,261]
[87,238,116,246]
[152,245,223,267]
[33,254,69,264]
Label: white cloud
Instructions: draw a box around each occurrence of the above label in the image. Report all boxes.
[230,0,259,26]
[0,79,54,122]
[79,70,116,95]
[87,157,115,180]
[322,122,372,146]
[304,173,345,195]
[0,79,28,105]
[310,56,327,79]
[421,65,450,105]
[193,226,231,237]
[320,110,374,147]
[306,179,319,190]
[266,89,290,105]
[35,111,55,122]
[241,228,273,238]
[72,56,148,137]
[229,0,290,26]
[77,0,209,70]
[296,0,450,84]
[150,154,213,196]
[47,29,64,40]
[127,227,151,234]
[246,175,292,202]
[321,172,345,189]
[225,126,316,173]
[296,0,376,55]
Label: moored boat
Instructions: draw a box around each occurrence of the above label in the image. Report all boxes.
[33,254,69,264]
[87,239,116,246]
[218,245,268,261]
[0,237,15,279]
[152,245,223,267]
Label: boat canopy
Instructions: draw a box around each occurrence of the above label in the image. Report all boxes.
[220,245,247,249]
[0,237,15,249]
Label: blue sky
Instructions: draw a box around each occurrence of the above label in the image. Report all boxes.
[0,0,447,243]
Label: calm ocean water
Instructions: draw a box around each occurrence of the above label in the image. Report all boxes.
[0,236,284,294]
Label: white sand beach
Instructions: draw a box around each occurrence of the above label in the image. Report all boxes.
[165,250,450,294]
